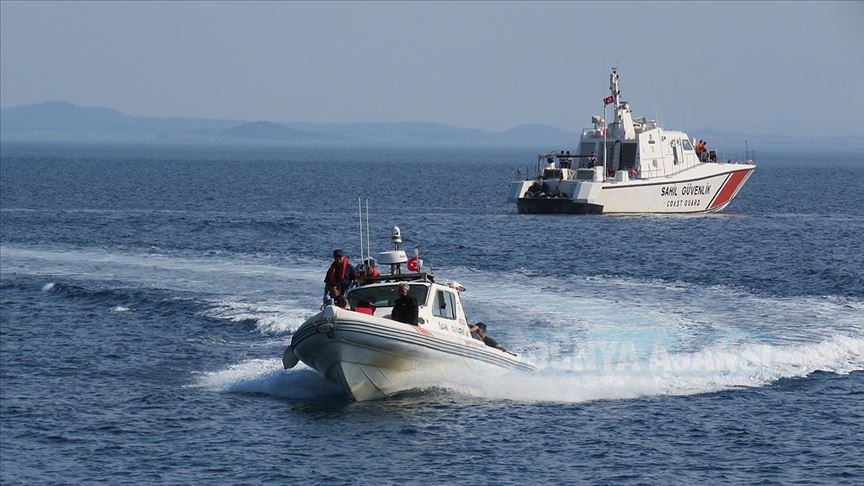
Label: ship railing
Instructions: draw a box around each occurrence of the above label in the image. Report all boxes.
[700,149,757,165]
[518,152,598,180]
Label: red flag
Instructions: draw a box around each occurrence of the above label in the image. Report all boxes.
[407,256,419,272]
[603,96,614,105]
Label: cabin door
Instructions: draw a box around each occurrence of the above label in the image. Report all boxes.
[606,142,618,173]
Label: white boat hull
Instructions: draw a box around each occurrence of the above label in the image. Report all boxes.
[286,306,535,401]
[510,163,755,215]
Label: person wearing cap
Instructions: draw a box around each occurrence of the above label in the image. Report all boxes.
[390,282,418,325]
[324,249,357,296]
[469,322,515,355]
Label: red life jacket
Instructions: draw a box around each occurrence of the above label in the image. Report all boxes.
[326,258,350,286]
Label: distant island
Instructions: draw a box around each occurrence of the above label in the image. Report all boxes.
[1,101,861,149]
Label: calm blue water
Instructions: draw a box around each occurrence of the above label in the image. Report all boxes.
[2,143,863,483]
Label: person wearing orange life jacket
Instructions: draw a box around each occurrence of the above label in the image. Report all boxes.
[357,258,381,285]
[695,140,705,159]
[324,249,357,296]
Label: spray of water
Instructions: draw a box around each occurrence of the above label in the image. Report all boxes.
[6,244,862,403]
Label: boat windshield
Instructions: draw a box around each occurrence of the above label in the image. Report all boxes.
[347,284,429,309]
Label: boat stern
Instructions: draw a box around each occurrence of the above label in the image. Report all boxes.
[516,198,604,214]
[508,180,532,202]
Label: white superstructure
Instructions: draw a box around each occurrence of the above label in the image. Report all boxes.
[509,68,756,214]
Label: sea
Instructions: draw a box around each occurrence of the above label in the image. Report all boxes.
[1,143,862,484]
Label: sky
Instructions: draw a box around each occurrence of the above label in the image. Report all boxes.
[1,1,863,137]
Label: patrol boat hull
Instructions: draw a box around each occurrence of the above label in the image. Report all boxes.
[285,306,535,401]
[511,164,754,215]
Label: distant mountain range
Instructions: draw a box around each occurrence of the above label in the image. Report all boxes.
[1,101,861,149]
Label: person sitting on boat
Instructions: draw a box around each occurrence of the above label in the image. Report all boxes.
[469,322,515,355]
[391,282,418,325]
[326,285,349,309]
[525,181,544,198]
[354,299,375,315]
[324,249,356,296]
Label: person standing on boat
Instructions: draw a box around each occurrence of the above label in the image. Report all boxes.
[696,140,705,159]
[391,282,418,325]
[324,249,356,296]
[587,151,597,168]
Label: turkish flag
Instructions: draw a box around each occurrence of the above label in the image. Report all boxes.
[603,96,614,105]
[407,256,419,272]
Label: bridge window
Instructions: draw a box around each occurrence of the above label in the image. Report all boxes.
[681,138,694,151]
[620,142,638,170]
[542,169,563,179]
[348,284,429,309]
[433,290,456,320]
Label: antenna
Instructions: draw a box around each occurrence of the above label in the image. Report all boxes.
[365,199,371,266]
[358,197,364,268]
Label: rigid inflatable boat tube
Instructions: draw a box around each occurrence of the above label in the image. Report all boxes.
[282,347,299,369]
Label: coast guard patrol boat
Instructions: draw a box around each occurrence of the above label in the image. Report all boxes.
[282,227,535,401]
[509,68,756,214]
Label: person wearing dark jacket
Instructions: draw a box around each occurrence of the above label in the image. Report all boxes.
[391,282,418,325]
[324,249,356,295]
[324,285,349,309]
[469,322,515,355]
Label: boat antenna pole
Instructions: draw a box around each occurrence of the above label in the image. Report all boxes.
[605,67,621,179]
[358,197,364,268]
[365,199,371,266]
[603,101,607,178]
